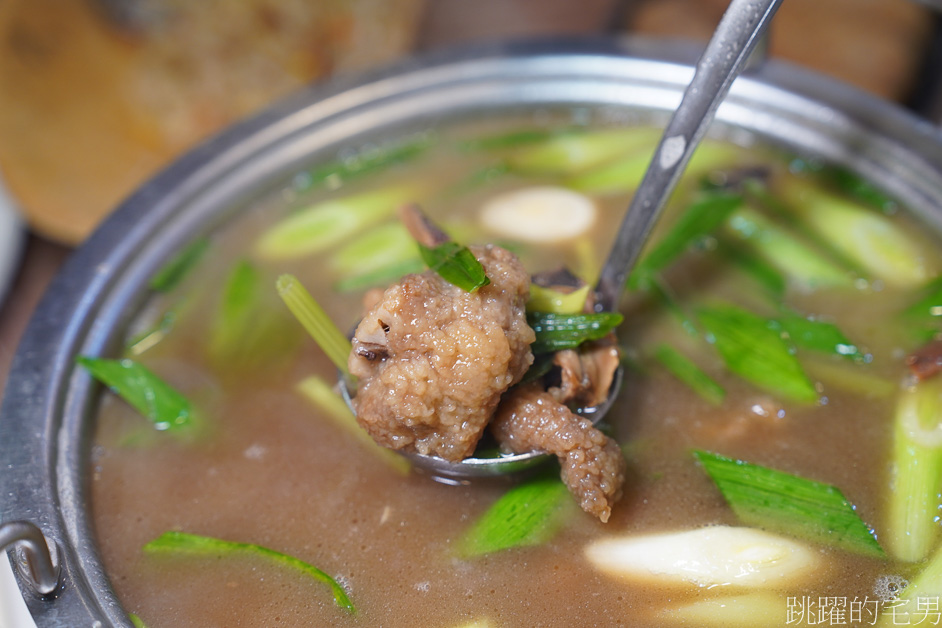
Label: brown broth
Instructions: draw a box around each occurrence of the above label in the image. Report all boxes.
[90,116,940,627]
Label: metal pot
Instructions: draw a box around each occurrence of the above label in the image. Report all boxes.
[2,37,942,627]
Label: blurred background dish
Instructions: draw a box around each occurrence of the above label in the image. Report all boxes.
[0,0,938,244]
[0,177,24,309]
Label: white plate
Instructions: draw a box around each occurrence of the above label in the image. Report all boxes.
[0,176,24,307]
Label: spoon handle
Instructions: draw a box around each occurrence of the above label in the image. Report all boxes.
[594,0,783,312]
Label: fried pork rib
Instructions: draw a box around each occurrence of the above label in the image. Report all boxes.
[492,383,626,523]
[348,244,534,461]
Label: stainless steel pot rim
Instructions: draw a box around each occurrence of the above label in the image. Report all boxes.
[3,35,942,626]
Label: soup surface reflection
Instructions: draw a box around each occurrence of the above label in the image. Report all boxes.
[90,113,942,627]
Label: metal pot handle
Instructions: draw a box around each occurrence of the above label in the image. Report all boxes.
[0,521,60,596]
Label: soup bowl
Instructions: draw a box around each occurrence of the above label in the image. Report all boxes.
[3,38,942,626]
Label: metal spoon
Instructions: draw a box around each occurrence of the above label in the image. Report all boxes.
[345,0,783,479]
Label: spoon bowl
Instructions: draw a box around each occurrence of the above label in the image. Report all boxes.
[342,0,783,479]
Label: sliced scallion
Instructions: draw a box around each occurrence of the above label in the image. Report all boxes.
[295,133,434,192]
[527,311,623,354]
[128,613,148,628]
[886,376,942,562]
[144,531,355,614]
[628,191,742,290]
[769,310,862,360]
[725,206,854,290]
[76,357,194,432]
[527,283,591,315]
[696,303,818,403]
[332,222,418,278]
[149,238,210,293]
[653,344,725,405]
[418,241,489,292]
[694,450,885,558]
[334,258,427,293]
[254,184,420,260]
[456,475,571,558]
[296,376,410,475]
[276,274,352,375]
[507,127,661,175]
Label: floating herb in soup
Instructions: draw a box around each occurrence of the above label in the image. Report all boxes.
[85,115,942,627]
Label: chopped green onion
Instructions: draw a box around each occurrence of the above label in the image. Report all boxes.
[527,283,591,315]
[128,613,148,628]
[295,133,434,192]
[254,184,421,260]
[769,310,862,360]
[878,543,942,627]
[653,344,725,405]
[418,241,490,292]
[459,128,569,151]
[527,311,623,354]
[331,222,418,278]
[456,475,571,558]
[568,142,739,196]
[789,158,898,213]
[77,357,194,432]
[628,191,743,290]
[725,206,854,290]
[126,309,178,356]
[696,303,818,403]
[801,358,895,399]
[507,127,662,175]
[714,237,787,298]
[296,376,410,475]
[901,276,942,344]
[149,238,210,292]
[276,274,352,374]
[211,261,298,369]
[144,531,355,614]
[334,258,427,293]
[886,376,942,562]
[779,180,929,287]
[694,450,885,558]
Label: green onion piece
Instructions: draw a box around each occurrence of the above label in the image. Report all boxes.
[714,237,787,298]
[779,180,929,288]
[459,129,568,151]
[144,531,355,614]
[527,283,591,315]
[507,127,662,175]
[694,450,885,558]
[696,303,818,403]
[211,261,299,369]
[456,475,571,558]
[126,310,178,356]
[886,377,942,562]
[128,613,148,628]
[276,274,352,374]
[254,184,421,260]
[725,206,854,290]
[646,276,700,338]
[901,276,942,344]
[334,258,427,293]
[654,344,725,405]
[440,164,511,201]
[769,310,862,360]
[296,376,410,475]
[568,142,738,196]
[628,191,743,290]
[527,311,623,354]
[76,357,194,431]
[418,241,490,292]
[149,238,210,292]
[878,544,942,627]
[332,222,418,277]
[801,358,895,399]
[789,158,898,213]
[295,133,434,192]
